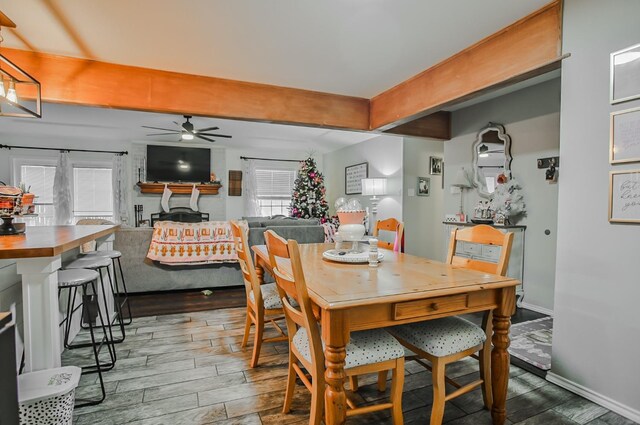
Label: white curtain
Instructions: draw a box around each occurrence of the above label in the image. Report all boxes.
[53,152,72,225]
[243,159,260,217]
[112,154,130,225]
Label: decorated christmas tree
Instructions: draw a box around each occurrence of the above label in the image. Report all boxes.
[290,157,329,222]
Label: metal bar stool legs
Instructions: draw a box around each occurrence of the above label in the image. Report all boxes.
[58,269,117,407]
[113,256,133,325]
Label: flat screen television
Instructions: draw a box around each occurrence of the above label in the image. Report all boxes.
[146,145,211,182]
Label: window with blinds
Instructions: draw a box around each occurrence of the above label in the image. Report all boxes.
[255,166,297,216]
[73,167,114,221]
[20,165,56,225]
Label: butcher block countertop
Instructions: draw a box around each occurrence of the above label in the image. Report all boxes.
[0,225,119,259]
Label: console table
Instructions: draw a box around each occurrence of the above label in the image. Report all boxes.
[443,222,526,304]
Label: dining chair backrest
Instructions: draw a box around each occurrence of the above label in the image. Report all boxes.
[446,224,514,276]
[373,218,405,252]
[230,221,263,311]
[264,230,324,369]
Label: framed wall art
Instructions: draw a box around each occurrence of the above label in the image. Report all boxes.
[610,106,640,164]
[430,157,443,175]
[417,177,430,196]
[609,169,640,223]
[345,162,368,195]
[611,43,640,104]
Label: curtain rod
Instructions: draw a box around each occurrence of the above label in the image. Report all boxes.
[240,156,302,163]
[0,144,128,155]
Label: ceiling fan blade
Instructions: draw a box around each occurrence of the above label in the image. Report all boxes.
[196,126,219,132]
[142,125,179,132]
[197,133,232,138]
[146,132,180,136]
[196,134,217,143]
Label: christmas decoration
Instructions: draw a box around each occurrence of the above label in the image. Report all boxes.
[290,157,329,221]
[490,176,526,225]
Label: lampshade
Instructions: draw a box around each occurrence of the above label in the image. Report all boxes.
[361,178,387,196]
[452,168,472,188]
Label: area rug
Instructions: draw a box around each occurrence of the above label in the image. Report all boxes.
[508,316,553,370]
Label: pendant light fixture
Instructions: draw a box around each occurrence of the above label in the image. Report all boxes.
[0,10,42,118]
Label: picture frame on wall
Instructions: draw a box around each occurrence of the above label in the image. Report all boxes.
[345,162,368,195]
[430,157,443,175]
[610,106,640,164]
[609,170,640,223]
[610,43,640,104]
[417,176,430,196]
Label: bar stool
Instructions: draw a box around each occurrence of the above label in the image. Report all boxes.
[58,269,115,406]
[82,250,132,326]
[64,256,125,344]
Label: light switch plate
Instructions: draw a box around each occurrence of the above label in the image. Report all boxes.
[408,188,415,197]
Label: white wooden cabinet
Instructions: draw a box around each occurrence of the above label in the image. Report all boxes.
[443,222,526,304]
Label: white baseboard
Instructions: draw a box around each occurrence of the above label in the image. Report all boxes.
[519,301,554,317]
[547,372,640,423]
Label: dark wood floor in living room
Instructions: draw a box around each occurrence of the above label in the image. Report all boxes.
[124,287,247,318]
[65,297,637,424]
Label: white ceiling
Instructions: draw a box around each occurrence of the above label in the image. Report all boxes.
[0,102,381,153]
[0,0,550,98]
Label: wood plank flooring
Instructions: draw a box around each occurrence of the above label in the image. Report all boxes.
[63,307,637,425]
[123,287,247,318]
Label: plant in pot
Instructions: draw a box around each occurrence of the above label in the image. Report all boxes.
[19,183,35,214]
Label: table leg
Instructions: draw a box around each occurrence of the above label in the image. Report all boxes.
[491,286,516,425]
[322,309,349,425]
[16,256,63,372]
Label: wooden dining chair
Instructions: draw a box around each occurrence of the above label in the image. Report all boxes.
[373,218,405,252]
[264,230,406,425]
[230,221,287,368]
[388,224,514,425]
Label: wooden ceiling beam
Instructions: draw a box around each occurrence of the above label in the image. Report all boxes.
[383,111,451,140]
[0,48,370,131]
[369,0,563,132]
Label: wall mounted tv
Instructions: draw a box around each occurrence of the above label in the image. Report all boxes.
[146,145,211,183]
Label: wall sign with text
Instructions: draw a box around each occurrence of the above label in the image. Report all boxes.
[610,106,640,164]
[345,162,368,195]
[609,170,640,223]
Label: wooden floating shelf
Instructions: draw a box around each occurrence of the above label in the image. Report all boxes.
[136,182,222,195]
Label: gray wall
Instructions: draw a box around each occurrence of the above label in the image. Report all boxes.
[550,0,640,420]
[324,135,404,224]
[444,79,561,312]
[403,138,445,260]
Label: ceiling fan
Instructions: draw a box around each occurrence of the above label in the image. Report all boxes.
[142,115,232,143]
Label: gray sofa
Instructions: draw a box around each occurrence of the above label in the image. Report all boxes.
[114,218,325,293]
[244,217,325,247]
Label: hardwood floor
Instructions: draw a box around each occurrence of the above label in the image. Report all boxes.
[123,287,247,318]
[63,306,637,425]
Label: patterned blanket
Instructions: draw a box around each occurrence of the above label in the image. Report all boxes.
[146,221,246,265]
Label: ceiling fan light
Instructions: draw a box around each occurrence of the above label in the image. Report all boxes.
[181,132,194,140]
[6,80,18,103]
[0,79,5,98]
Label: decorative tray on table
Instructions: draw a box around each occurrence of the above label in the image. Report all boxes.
[322,249,384,264]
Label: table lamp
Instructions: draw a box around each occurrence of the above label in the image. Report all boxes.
[451,168,472,220]
[362,178,387,234]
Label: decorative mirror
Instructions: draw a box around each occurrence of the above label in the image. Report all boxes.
[472,123,512,198]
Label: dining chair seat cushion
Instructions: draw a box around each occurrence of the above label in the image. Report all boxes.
[389,316,486,358]
[57,269,99,288]
[82,250,122,259]
[293,327,404,370]
[64,256,111,270]
[249,283,299,310]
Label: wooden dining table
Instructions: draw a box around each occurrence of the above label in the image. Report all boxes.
[252,243,519,425]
